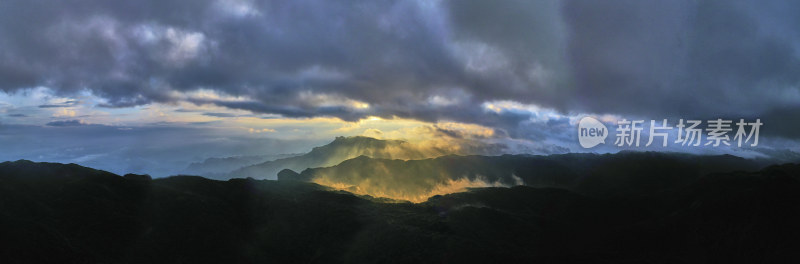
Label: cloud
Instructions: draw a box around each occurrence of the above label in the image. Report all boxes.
[359,120,567,156]
[0,0,798,142]
[248,127,275,133]
[203,112,237,118]
[52,108,77,117]
[561,0,800,127]
[38,100,80,108]
[0,1,538,122]
[45,120,89,127]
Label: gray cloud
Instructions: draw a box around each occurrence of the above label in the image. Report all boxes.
[202,112,237,118]
[562,0,800,131]
[38,99,80,108]
[0,0,798,140]
[45,120,90,127]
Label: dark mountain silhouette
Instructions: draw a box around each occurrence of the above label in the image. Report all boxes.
[289,151,768,202]
[226,136,450,180]
[182,154,301,178]
[2,159,800,263]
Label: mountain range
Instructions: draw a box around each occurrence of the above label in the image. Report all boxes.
[2,158,799,263]
[279,151,768,202]
[182,154,302,178]
[225,136,450,180]
[201,136,791,202]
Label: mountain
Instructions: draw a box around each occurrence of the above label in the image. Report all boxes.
[225,136,450,180]
[2,159,800,263]
[182,154,301,178]
[0,160,358,263]
[289,152,767,202]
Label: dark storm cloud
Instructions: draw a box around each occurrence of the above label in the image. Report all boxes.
[0,0,563,120]
[562,0,800,136]
[1,0,799,139]
[759,105,800,139]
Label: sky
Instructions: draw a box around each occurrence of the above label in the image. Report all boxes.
[1,0,799,176]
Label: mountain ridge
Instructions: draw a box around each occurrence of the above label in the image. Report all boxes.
[2,159,799,262]
[225,136,451,180]
[182,153,302,178]
[289,151,770,202]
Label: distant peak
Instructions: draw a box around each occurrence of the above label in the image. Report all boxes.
[330,135,406,144]
[333,135,377,142]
